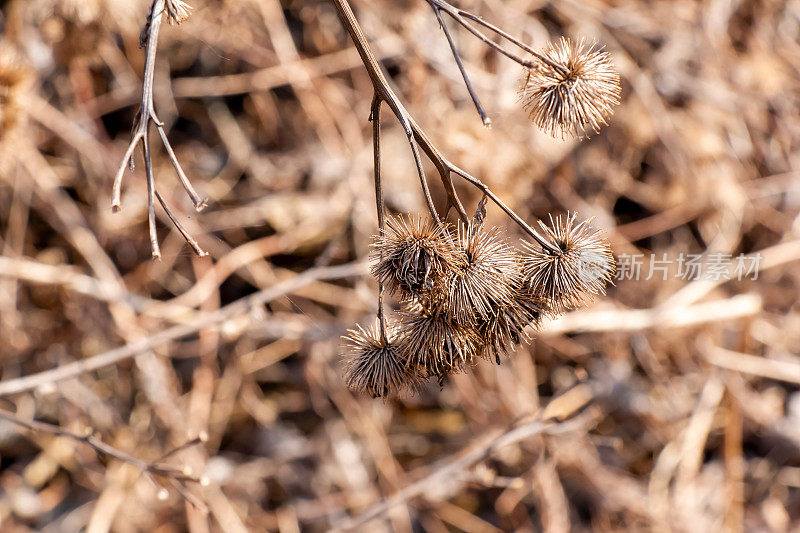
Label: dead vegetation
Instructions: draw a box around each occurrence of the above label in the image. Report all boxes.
[0,0,799,531]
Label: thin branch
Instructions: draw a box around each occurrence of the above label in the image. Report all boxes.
[447,163,558,252]
[155,191,208,256]
[407,126,441,222]
[0,260,367,396]
[143,120,161,258]
[112,0,207,258]
[155,123,208,209]
[330,0,468,224]
[0,408,202,484]
[432,6,491,126]
[331,0,558,252]
[370,96,388,343]
[426,0,569,76]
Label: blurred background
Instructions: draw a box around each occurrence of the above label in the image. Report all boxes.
[1,0,799,531]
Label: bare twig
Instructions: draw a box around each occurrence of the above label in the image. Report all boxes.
[112,0,207,259]
[426,0,569,76]
[432,6,491,126]
[370,96,389,342]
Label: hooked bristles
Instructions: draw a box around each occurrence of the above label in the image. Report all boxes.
[371,216,462,301]
[446,224,518,324]
[397,302,482,381]
[342,322,420,399]
[521,213,615,313]
[476,282,547,365]
[519,37,621,139]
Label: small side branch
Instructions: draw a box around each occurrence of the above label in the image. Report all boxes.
[432,6,491,126]
[112,0,207,259]
[426,0,569,76]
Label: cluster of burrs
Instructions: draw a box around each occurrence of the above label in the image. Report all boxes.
[343,211,615,398]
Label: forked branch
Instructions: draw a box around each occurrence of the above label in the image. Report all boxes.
[112,0,207,259]
[331,0,559,253]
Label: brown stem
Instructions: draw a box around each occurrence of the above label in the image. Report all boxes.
[331,0,468,224]
[447,163,559,253]
[427,0,569,77]
[330,0,558,253]
[143,124,161,259]
[370,96,388,343]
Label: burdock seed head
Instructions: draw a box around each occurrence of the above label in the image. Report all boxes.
[397,302,481,380]
[342,322,420,398]
[371,216,461,301]
[447,223,518,325]
[519,37,621,139]
[521,213,615,313]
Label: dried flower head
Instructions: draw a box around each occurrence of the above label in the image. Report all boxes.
[521,213,615,313]
[397,303,481,380]
[342,322,420,398]
[371,216,461,301]
[519,37,621,139]
[447,224,518,324]
[165,0,193,24]
[477,284,547,364]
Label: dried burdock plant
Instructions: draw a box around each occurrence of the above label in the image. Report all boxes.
[371,216,462,301]
[397,302,482,381]
[519,37,621,138]
[331,0,621,395]
[343,322,421,398]
[114,0,207,260]
[522,213,615,313]
[447,223,518,324]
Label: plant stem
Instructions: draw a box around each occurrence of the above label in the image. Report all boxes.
[427,0,569,77]
[330,0,559,254]
[330,0,467,224]
[370,96,388,343]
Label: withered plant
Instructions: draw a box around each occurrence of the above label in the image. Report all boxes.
[335,0,619,397]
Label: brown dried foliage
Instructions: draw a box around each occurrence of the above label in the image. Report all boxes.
[1,0,798,531]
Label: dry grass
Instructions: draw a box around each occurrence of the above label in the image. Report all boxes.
[1,0,799,531]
